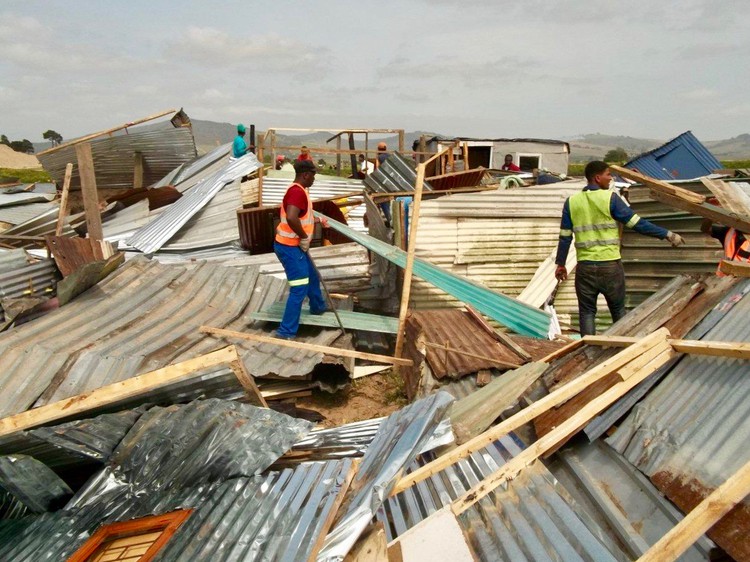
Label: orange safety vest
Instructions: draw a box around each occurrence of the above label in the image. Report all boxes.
[717,227,750,276]
[275,183,314,246]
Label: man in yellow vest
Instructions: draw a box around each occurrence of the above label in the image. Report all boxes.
[554,161,685,335]
[274,159,328,339]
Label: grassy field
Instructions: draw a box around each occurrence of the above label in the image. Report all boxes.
[567,160,750,178]
[0,167,52,183]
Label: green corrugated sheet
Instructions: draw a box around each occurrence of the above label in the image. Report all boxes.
[251,302,398,334]
[318,212,551,338]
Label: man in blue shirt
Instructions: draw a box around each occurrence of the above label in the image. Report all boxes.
[232,124,248,159]
[554,161,685,335]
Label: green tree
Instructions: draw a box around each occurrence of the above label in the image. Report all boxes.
[603,147,628,163]
[0,135,9,146]
[9,139,34,154]
[42,129,63,146]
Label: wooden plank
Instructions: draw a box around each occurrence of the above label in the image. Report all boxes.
[0,346,243,437]
[394,162,427,365]
[610,165,706,204]
[38,108,176,156]
[718,259,750,277]
[133,151,144,190]
[636,458,750,562]
[648,189,750,234]
[55,162,73,236]
[200,326,413,366]
[344,524,389,562]
[538,338,583,363]
[228,358,268,407]
[74,142,103,241]
[306,459,361,562]
[701,177,750,216]
[585,335,750,359]
[450,346,677,515]
[390,328,670,495]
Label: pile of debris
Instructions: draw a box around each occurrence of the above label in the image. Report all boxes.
[0,114,747,562]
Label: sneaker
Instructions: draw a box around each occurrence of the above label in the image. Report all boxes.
[272,330,295,340]
[309,308,329,316]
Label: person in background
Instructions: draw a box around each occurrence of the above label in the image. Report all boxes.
[358,154,374,178]
[296,145,312,162]
[376,142,388,168]
[701,200,750,275]
[501,154,521,172]
[232,124,248,159]
[275,155,285,170]
[273,159,329,339]
[554,160,685,335]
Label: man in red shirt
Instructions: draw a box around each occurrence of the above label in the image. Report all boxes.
[296,145,313,162]
[273,159,328,338]
[501,154,521,172]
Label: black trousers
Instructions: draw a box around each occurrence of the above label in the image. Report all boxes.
[575,260,627,336]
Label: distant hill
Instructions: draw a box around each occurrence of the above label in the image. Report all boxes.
[704,134,750,160]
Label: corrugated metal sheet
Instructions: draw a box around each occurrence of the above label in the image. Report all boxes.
[0,201,58,226]
[425,168,489,191]
[323,214,551,338]
[0,191,55,207]
[0,249,28,272]
[0,256,349,419]
[127,154,260,253]
[0,205,80,245]
[171,143,231,187]
[159,179,241,251]
[0,455,72,513]
[378,434,623,562]
[37,125,198,191]
[624,131,721,181]
[607,284,750,560]
[252,302,398,333]
[364,152,434,193]
[550,439,713,561]
[0,258,58,300]
[317,392,454,560]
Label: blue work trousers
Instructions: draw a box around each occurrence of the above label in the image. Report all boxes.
[274,241,326,338]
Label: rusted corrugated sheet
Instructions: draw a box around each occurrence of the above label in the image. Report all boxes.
[37,125,197,191]
[425,168,488,191]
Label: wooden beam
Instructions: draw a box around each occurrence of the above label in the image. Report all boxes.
[636,458,750,562]
[133,151,144,190]
[394,162,427,365]
[55,162,73,236]
[228,357,268,407]
[718,259,750,277]
[38,109,177,156]
[422,341,521,369]
[74,142,103,241]
[450,345,676,515]
[390,329,670,495]
[648,189,750,233]
[538,338,584,363]
[610,165,706,204]
[200,326,413,366]
[0,346,245,437]
[584,335,750,359]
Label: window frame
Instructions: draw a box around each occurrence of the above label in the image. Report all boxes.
[67,509,193,562]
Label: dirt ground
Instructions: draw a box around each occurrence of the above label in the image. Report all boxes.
[298,371,407,428]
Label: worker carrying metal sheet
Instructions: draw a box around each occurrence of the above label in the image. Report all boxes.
[273,159,328,339]
[554,161,685,335]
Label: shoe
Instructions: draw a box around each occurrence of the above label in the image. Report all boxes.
[272,330,295,340]
[309,308,330,316]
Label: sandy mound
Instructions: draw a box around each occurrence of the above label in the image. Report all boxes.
[0,145,41,169]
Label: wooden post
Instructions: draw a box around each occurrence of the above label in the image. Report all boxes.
[394,162,427,365]
[271,130,276,166]
[257,131,265,164]
[418,135,426,164]
[257,165,264,207]
[74,142,103,241]
[462,142,470,170]
[55,162,73,236]
[336,136,342,177]
[636,458,750,562]
[398,130,405,153]
[133,151,144,189]
[348,133,357,178]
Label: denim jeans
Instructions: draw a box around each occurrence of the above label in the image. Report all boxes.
[274,242,326,338]
[575,260,626,336]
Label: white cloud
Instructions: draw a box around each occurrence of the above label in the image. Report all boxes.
[679,88,719,101]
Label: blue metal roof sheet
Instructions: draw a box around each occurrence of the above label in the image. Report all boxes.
[624,131,721,180]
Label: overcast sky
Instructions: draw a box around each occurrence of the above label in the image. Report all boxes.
[2,0,749,142]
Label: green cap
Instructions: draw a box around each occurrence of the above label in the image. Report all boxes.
[237,123,246,134]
